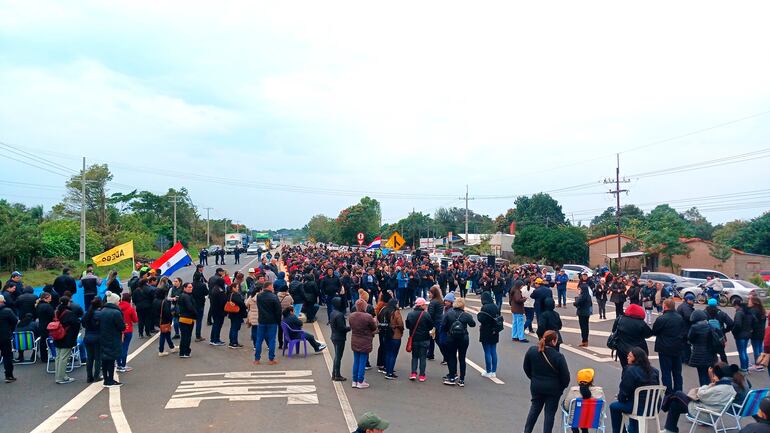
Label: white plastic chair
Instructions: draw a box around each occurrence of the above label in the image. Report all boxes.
[686,397,735,433]
[621,385,666,433]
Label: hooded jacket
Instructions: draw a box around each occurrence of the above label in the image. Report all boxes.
[329,297,350,342]
[99,303,126,360]
[688,309,718,367]
[0,303,18,341]
[349,309,377,353]
[612,303,652,354]
[478,292,501,344]
[273,272,288,293]
[652,309,687,356]
[536,297,563,344]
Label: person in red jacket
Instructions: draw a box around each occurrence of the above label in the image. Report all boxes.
[118,293,138,373]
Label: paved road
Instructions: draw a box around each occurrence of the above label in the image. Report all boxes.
[3,269,769,433]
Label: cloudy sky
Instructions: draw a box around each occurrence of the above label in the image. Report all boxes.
[1,1,769,231]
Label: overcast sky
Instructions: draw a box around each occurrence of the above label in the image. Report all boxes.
[1,1,769,231]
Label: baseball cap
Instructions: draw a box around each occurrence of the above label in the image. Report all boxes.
[248,268,255,273]
[11,271,22,277]
[684,293,695,301]
[535,278,543,284]
[357,412,389,431]
[707,298,718,307]
[577,368,595,384]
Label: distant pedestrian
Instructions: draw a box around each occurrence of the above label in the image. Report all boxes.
[536,298,563,350]
[81,297,102,383]
[574,280,592,347]
[523,330,570,433]
[233,247,240,264]
[555,268,569,308]
[117,293,137,373]
[0,294,18,383]
[329,297,350,381]
[510,281,527,343]
[677,294,696,363]
[522,282,536,333]
[688,309,717,385]
[609,275,627,317]
[177,283,196,358]
[406,296,433,382]
[478,292,501,378]
[748,294,767,371]
[226,283,246,349]
[594,278,608,319]
[53,296,81,384]
[732,298,755,372]
[154,288,177,356]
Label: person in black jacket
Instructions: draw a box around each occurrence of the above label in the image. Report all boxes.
[208,270,227,346]
[14,286,37,321]
[303,274,320,323]
[320,268,342,324]
[0,295,18,383]
[52,268,77,298]
[537,297,563,348]
[226,283,247,349]
[36,292,55,363]
[732,299,756,372]
[613,303,652,369]
[688,309,716,386]
[426,286,443,361]
[478,291,501,378]
[177,283,196,358]
[254,281,282,364]
[81,298,102,383]
[53,297,81,384]
[100,292,126,387]
[191,265,208,341]
[574,282,592,347]
[288,277,306,317]
[706,300,734,363]
[152,288,175,356]
[440,297,476,387]
[677,294,696,364]
[523,330,570,433]
[609,347,660,433]
[406,297,434,381]
[131,278,153,338]
[652,299,686,393]
[329,297,350,381]
[281,307,326,352]
[748,294,767,372]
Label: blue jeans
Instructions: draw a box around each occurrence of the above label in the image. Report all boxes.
[254,324,277,361]
[210,315,225,343]
[293,304,303,317]
[493,292,503,310]
[610,400,637,433]
[482,342,498,373]
[352,351,368,383]
[385,339,401,375]
[752,338,763,364]
[736,338,750,370]
[512,313,525,340]
[524,307,535,332]
[159,332,174,352]
[195,304,204,338]
[557,287,567,307]
[326,302,334,323]
[118,332,132,368]
[658,354,683,393]
[229,317,242,346]
[173,316,180,336]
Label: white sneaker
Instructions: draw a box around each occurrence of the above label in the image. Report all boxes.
[357,381,370,389]
[481,372,491,378]
[158,352,169,357]
[170,347,179,353]
[489,373,497,379]
[351,381,359,388]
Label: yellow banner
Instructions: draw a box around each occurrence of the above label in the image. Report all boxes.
[92,241,134,267]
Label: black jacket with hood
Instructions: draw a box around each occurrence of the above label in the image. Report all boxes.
[329,297,350,342]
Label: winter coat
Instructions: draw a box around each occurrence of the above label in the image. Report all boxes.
[288,280,306,304]
[349,311,377,353]
[531,285,553,315]
[478,292,501,344]
[612,304,652,354]
[98,303,125,360]
[36,302,55,338]
[609,281,627,304]
[652,310,687,356]
[329,298,350,342]
[303,281,319,305]
[132,284,153,311]
[256,291,282,325]
[54,308,81,349]
[617,364,660,403]
[706,306,734,334]
[523,346,570,397]
[81,307,100,344]
[732,307,756,340]
[209,286,227,319]
[441,307,476,341]
[0,304,18,341]
[320,275,342,299]
[750,306,767,341]
[15,290,37,320]
[574,285,593,317]
[278,292,294,312]
[273,273,288,293]
[537,298,563,344]
[52,273,77,297]
[245,295,259,326]
[405,306,434,343]
[593,283,608,302]
[689,310,718,367]
[677,301,695,330]
[427,298,443,329]
[119,301,138,334]
[177,292,196,320]
[510,285,525,314]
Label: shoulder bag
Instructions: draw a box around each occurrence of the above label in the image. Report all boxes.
[406,311,424,353]
[159,300,172,333]
[224,293,240,314]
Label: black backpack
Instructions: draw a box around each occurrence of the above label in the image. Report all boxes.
[378,310,394,340]
[450,313,468,339]
[480,310,504,333]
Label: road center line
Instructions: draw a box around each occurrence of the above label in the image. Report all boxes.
[312,320,358,432]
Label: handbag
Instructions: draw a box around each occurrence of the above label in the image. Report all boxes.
[224,293,240,314]
[159,300,172,333]
[406,311,424,353]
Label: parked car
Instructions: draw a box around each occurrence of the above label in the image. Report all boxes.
[679,268,729,285]
[759,270,770,287]
[467,255,483,263]
[679,279,766,305]
[561,264,594,280]
[639,272,696,295]
[207,245,222,255]
[246,243,260,255]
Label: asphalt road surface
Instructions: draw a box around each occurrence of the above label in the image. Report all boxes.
[3,263,769,433]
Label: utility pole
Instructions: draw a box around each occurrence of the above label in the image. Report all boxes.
[604,153,631,271]
[203,207,213,246]
[465,185,469,242]
[79,157,86,262]
[169,195,180,244]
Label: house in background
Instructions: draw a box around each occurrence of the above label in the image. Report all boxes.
[588,234,644,271]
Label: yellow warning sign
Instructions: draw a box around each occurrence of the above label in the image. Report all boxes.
[385,231,406,250]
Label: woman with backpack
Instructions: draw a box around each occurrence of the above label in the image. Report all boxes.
[478,291,501,378]
[440,297,476,387]
[523,330,570,433]
[379,298,404,380]
[53,296,81,384]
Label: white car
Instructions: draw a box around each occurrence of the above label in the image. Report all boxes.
[680,279,767,305]
[679,268,729,285]
[561,264,594,280]
[246,244,260,255]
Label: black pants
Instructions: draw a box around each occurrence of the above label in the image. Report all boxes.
[179,322,193,356]
[614,302,624,316]
[445,337,469,380]
[332,340,344,378]
[0,339,13,379]
[524,394,560,433]
[376,334,386,368]
[578,315,589,343]
[304,333,321,351]
[234,254,240,264]
[84,293,96,310]
[663,393,690,433]
[137,307,152,336]
[85,342,101,381]
[597,300,607,319]
[102,359,115,384]
[303,302,317,322]
[716,344,728,363]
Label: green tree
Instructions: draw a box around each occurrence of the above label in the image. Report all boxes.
[514,224,588,265]
[709,242,733,264]
[712,220,749,247]
[508,193,566,229]
[335,197,382,244]
[639,205,692,272]
[58,163,115,233]
[0,200,41,270]
[40,220,103,259]
[681,207,715,240]
[433,207,494,235]
[388,211,435,247]
[588,204,646,239]
[304,215,337,243]
[732,212,770,255]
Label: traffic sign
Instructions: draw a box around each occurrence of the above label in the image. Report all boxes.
[356,232,365,246]
[385,231,406,250]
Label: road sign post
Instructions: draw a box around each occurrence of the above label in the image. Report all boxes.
[356,232,365,246]
[385,231,406,251]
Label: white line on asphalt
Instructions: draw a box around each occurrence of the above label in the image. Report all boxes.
[312,320,358,432]
[464,358,505,384]
[109,385,133,433]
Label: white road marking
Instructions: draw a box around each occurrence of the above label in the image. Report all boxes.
[109,384,133,433]
[464,358,505,384]
[312,320,358,432]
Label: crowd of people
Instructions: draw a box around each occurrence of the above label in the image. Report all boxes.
[3,244,770,433]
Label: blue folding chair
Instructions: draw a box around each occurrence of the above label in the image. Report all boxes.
[46,338,76,374]
[12,331,39,365]
[562,397,606,433]
[728,388,769,430]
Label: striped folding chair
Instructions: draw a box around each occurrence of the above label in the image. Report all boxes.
[728,388,769,430]
[562,398,606,433]
[12,331,39,365]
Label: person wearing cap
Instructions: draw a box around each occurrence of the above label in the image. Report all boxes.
[705,298,734,363]
[555,268,569,308]
[530,277,553,324]
[660,362,737,433]
[353,411,389,433]
[562,368,604,433]
[99,292,125,387]
[740,397,770,433]
[653,299,687,393]
[6,271,23,293]
[406,296,434,382]
[0,294,18,383]
[677,293,696,363]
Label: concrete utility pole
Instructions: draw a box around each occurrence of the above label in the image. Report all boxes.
[604,153,631,271]
[79,157,86,262]
[465,185,469,242]
[203,207,213,246]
